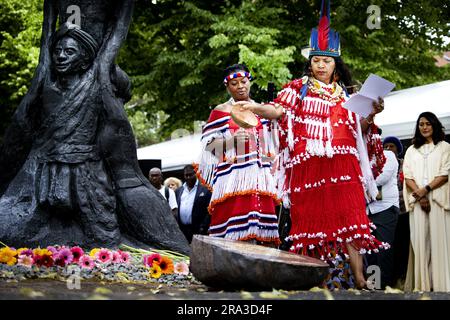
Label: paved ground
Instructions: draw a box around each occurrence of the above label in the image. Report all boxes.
[1,278,450,300]
[2,279,449,320]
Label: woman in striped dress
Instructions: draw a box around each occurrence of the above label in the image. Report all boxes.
[195,64,280,246]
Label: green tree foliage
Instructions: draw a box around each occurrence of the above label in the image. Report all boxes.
[121,0,449,141]
[120,0,297,140]
[0,0,43,142]
[1,0,449,146]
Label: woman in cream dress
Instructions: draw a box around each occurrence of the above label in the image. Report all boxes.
[403,111,450,292]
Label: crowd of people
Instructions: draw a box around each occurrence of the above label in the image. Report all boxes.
[148,1,449,293]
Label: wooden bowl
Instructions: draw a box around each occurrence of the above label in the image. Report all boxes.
[190,235,329,290]
[230,104,258,128]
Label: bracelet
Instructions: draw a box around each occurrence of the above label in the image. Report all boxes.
[425,185,432,192]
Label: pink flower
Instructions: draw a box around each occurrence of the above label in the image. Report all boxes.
[53,248,73,267]
[17,255,34,268]
[95,248,113,264]
[18,249,33,257]
[119,251,131,264]
[70,247,84,263]
[46,246,58,255]
[174,261,189,275]
[143,253,161,267]
[111,251,122,264]
[78,255,94,270]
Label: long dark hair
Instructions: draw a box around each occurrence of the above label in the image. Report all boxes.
[412,111,445,148]
[303,56,354,93]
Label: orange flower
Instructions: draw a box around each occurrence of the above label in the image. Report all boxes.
[157,256,174,274]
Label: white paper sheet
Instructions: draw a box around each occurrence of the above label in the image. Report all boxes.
[343,74,395,118]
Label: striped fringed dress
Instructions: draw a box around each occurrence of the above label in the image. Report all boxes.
[195,107,280,245]
[274,76,390,260]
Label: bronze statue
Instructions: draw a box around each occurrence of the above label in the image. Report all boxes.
[0,0,190,254]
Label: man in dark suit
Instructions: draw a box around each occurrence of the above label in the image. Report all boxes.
[175,165,212,243]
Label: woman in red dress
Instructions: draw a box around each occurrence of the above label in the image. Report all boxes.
[240,1,389,289]
[195,64,280,246]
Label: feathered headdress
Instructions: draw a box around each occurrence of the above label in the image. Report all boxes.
[308,0,340,58]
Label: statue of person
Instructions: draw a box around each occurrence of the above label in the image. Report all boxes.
[0,1,190,254]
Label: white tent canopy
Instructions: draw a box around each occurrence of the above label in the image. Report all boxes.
[377,80,450,140]
[137,80,450,172]
[137,133,202,172]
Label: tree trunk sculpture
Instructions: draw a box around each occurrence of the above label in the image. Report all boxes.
[0,0,190,255]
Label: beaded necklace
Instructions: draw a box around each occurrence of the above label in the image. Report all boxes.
[307,77,344,103]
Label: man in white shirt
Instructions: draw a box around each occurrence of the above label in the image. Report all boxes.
[175,165,211,243]
[366,146,400,289]
[149,167,178,217]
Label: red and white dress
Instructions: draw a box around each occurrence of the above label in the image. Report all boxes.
[195,101,280,244]
[275,77,389,260]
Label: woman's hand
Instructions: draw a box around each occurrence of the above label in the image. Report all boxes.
[419,197,431,213]
[364,97,384,125]
[412,187,428,200]
[371,96,384,115]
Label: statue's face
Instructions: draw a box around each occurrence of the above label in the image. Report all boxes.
[52,37,87,75]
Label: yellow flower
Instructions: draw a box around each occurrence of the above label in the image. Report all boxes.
[89,248,100,257]
[33,248,52,256]
[0,247,17,266]
[149,264,162,279]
